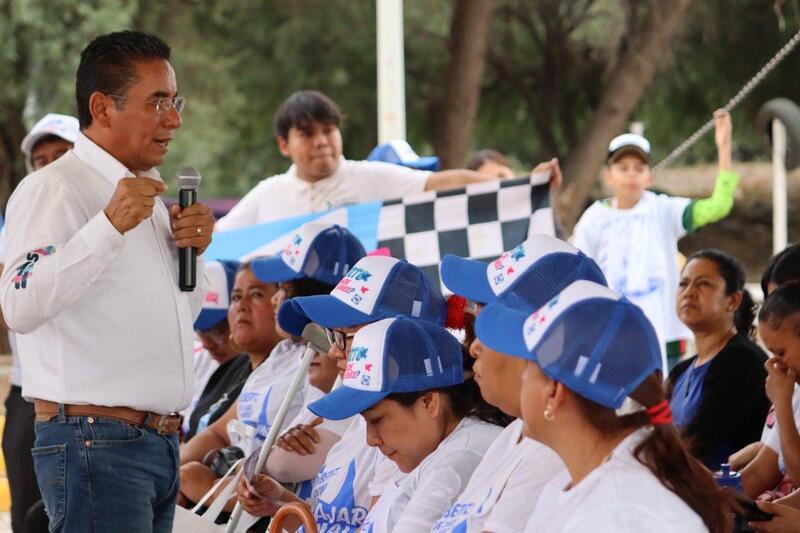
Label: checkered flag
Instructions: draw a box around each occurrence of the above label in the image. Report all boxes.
[376,174,555,285]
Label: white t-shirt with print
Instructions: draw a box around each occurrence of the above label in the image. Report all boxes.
[215,158,430,231]
[573,191,692,369]
[361,417,503,533]
[764,386,800,474]
[523,429,707,533]
[282,380,356,495]
[233,339,305,454]
[431,419,565,533]
[305,416,384,532]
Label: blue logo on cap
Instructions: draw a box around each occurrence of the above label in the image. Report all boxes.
[349,347,368,361]
[510,244,526,261]
[346,266,372,282]
[292,235,302,245]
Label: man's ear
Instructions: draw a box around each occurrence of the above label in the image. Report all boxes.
[89,92,114,128]
[276,135,290,157]
[645,169,655,187]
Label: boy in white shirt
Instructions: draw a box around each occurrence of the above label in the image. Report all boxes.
[573,110,737,370]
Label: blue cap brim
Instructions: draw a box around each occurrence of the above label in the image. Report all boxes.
[403,156,439,171]
[277,300,311,337]
[475,303,534,361]
[251,256,303,283]
[308,387,390,420]
[440,255,497,304]
[293,294,376,329]
[194,309,227,330]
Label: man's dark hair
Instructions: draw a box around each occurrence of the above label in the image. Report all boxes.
[76,31,171,128]
[466,149,509,171]
[273,90,342,140]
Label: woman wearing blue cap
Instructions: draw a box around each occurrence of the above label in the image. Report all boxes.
[432,234,604,532]
[179,221,365,508]
[238,317,501,532]
[476,280,737,533]
[233,255,467,531]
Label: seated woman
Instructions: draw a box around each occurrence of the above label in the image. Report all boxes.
[730,243,800,476]
[238,317,502,532]
[667,249,770,470]
[234,255,452,531]
[431,233,603,532]
[741,283,800,501]
[185,259,251,441]
[477,280,737,532]
[179,222,364,507]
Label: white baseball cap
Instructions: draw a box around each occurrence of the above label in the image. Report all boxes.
[607,133,650,164]
[20,114,80,158]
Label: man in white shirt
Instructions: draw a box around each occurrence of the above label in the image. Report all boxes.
[0,112,79,533]
[0,31,215,532]
[216,90,500,231]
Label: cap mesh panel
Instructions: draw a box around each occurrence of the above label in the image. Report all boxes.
[501,253,607,313]
[534,300,660,408]
[382,320,463,393]
[376,263,446,325]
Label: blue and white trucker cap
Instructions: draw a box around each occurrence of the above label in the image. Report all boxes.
[251,221,366,285]
[367,140,440,171]
[277,255,446,337]
[475,280,661,409]
[440,233,607,313]
[307,317,464,420]
[194,259,241,330]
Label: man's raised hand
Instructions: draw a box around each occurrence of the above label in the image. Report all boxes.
[104,177,167,234]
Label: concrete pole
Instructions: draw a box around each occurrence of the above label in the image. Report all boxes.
[376,0,407,143]
[772,119,788,255]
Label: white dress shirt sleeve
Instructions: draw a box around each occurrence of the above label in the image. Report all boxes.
[0,178,124,333]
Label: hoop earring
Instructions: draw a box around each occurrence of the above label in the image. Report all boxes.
[544,407,555,421]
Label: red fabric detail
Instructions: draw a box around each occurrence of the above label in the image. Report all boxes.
[446,295,467,330]
[646,399,674,425]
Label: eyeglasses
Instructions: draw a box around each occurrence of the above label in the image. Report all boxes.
[108,94,186,115]
[325,328,356,351]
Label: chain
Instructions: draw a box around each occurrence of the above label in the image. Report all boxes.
[653,27,800,172]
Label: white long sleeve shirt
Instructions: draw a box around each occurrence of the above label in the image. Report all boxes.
[0,133,205,413]
[215,158,430,231]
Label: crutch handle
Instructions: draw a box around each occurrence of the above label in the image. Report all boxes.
[271,502,318,532]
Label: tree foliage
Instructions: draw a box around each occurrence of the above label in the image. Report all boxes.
[0,0,798,211]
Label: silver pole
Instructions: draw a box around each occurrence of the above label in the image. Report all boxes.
[225,346,317,532]
[772,119,788,255]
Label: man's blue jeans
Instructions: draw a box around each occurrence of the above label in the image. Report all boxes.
[32,407,180,532]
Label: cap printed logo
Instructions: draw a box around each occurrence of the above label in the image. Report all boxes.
[204,291,220,305]
[487,235,579,297]
[349,346,368,361]
[331,256,399,315]
[282,234,303,267]
[523,280,619,350]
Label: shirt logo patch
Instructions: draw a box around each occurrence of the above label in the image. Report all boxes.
[12,246,55,290]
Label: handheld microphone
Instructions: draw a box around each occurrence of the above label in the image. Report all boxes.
[177,167,202,291]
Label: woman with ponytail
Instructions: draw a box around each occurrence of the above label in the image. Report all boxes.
[667,249,770,470]
[476,280,737,532]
